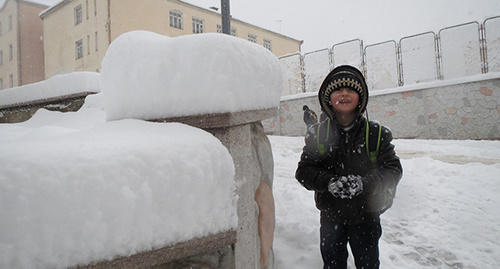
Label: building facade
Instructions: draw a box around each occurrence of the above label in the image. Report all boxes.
[0,0,47,90]
[40,0,303,79]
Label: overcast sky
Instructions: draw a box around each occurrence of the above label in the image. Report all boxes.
[2,0,499,52]
[186,0,500,52]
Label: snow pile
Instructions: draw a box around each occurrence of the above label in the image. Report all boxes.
[0,72,100,108]
[100,31,283,121]
[0,94,238,269]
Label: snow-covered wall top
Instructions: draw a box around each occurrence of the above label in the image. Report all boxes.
[0,94,238,268]
[100,31,283,121]
[0,72,100,108]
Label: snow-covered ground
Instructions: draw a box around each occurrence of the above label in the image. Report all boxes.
[271,135,500,268]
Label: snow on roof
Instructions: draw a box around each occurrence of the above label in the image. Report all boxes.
[38,0,67,17]
[0,0,59,9]
[100,31,283,121]
[23,0,60,6]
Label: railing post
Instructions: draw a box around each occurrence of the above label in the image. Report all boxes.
[479,23,489,74]
[300,54,306,93]
[396,42,404,87]
[435,34,443,80]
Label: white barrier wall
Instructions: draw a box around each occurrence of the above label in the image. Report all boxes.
[439,22,482,80]
[485,17,500,73]
[280,53,303,96]
[400,33,439,85]
[365,41,400,90]
[332,39,363,70]
[303,49,330,93]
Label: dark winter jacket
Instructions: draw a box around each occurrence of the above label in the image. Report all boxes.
[295,116,402,224]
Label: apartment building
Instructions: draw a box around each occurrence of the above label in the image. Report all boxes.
[0,0,48,90]
[40,0,303,79]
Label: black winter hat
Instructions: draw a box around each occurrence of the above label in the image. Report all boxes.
[318,65,368,119]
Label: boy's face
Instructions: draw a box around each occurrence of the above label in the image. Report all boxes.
[329,87,359,116]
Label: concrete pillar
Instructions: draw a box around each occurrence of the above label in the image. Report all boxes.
[153,107,276,269]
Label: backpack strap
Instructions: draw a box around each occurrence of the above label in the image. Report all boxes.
[365,120,382,165]
[365,121,396,213]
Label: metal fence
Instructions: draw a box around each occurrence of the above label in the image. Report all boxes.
[280,16,500,95]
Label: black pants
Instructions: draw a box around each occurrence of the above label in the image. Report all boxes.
[320,215,382,269]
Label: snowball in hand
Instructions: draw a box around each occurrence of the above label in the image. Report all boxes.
[100,31,284,121]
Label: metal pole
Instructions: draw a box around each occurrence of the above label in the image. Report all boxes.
[221,0,231,35]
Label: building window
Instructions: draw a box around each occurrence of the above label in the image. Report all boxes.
[74,5,82,25]
[0,50,3,65]
[95,31,98,51]
[75,39,83,59]
[169,10,183,29]
[9,74,13,88]
[248,34,257,43]
[0,79,3,90]
[94,0,97,16]
[9,44,13,61]
[263,39,272,51]
[87,35,90,54]
[86,0,89,20]
[8,15,13,31]
[0,23,2,36]
[192,17,204,33]
[217,25,236,36]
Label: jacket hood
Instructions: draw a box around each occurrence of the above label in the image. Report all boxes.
[318,65,369,120]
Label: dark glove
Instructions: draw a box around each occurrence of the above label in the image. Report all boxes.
[328,175,364,199]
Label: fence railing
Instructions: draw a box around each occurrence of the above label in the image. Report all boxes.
[280,15,500,95]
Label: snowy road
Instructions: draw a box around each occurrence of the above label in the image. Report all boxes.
[396,150,500,165]
[270,136,500,269]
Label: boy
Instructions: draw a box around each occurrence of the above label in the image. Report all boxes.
[295,65,403,269]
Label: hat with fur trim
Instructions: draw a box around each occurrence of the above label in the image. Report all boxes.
[318,65,368,119]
